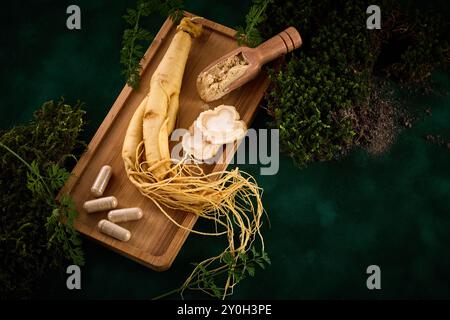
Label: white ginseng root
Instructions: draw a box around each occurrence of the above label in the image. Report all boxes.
[142,18,202,179]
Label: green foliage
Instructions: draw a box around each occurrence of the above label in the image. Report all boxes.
[235,0,272,47]
[0,99,86,299]
[250,0,449,166]
[121,0,184,89]
[45,196,84,266]
[189,247,270,299]
[268,55,357,165]
[153,247,270,299]
[260,0,375,166]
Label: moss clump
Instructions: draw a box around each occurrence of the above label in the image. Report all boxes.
[0,99,86,299]
[253,0,449,166]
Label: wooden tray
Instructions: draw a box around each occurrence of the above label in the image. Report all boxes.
[60,12,270,271]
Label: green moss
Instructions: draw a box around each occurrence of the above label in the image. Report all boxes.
[251,0,449,166]
[0,99,86,299]
[267,54,357,165]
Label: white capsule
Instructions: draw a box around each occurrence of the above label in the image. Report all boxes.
[98,219,131,242]
[107,207,143,223]
[83,196,118,213]
[91,165,112,197]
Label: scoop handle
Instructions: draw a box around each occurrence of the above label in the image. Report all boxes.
[254,27,302,65]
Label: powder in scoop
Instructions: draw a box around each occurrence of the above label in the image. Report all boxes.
[197,53,249,102]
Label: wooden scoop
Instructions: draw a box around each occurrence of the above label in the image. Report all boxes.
[197,27,302,101]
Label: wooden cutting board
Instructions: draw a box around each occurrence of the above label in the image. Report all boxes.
[60,12,270,271]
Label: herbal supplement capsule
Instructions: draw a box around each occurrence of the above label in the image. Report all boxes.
[90,165,112,197]
[83,196,118,213]
[98,219,131,242]
[107,207,143,223]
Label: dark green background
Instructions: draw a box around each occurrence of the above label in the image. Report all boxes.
[1,1,449,299]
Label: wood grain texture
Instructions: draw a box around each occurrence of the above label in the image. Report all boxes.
[59,12,270,271]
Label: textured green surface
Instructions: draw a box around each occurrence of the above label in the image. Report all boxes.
[1,1,449,299]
